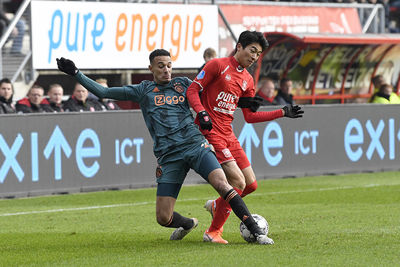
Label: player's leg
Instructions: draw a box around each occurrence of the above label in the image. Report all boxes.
[222,160,246,190]
[241,166,258,197]
[206,161,244,232]
[206,166,273,245]
[155,161,198,241]
[156,188,198,241]
[205,138,249,236]
[232,144,258,198]
[194,149,273,245]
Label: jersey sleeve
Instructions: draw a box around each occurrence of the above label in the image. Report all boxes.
[193,59,220,90]
[242,108,284,123]
[187,59,220,113]
[75,71,144,102]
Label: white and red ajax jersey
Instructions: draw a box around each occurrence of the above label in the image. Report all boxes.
[190,57,255,134]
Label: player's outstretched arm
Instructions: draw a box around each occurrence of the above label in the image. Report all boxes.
[242,104,303,123]
[242,107,284,123]
[56,57,128,101]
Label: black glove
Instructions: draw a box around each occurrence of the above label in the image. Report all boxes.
[237,96,264,112]
[56,57,78,76]
[198,110,212,131]
[282,105,304,118]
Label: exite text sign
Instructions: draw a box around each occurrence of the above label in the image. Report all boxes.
[31,1,218,69]
[234,104,400,178]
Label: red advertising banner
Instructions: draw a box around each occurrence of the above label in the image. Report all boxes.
[218,5,362,56]
[220,5,362,34]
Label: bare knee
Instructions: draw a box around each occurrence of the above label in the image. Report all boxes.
[234,179,246,191]
[221,161,246,190]
[155,196,175,226]
[156,211,171,226]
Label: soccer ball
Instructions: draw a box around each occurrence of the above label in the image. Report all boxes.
[239,214,269,243]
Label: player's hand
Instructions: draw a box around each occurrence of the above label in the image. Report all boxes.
[56,57,78,76]
[237,96,264,112]
[282,105,304,118]
[198,110,212,131]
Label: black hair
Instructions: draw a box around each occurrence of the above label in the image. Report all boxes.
[236,31,269,53]
[371,75,384,86]
[149,49,171,64]
[280,77,292,86]
[0,78,12,85]
[0,78,14,100]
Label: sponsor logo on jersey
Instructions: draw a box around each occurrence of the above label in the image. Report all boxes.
[173,82,184,93]
[241,80,247,91]
[214,91,237,113]
[197,70,205,80]
[154,95,186,106]
[213,107,234,114]
[225,74,231,81]
[222,148,232,158]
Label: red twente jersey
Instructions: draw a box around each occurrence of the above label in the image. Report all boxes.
[190,57,254,134]
[187,56,283,135]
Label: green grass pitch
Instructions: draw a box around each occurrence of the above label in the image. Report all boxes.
[0,171,399,266]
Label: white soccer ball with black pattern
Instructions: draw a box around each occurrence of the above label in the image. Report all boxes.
[239,214,269,243]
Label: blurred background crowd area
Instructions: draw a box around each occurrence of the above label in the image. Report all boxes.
[1,0,400,109]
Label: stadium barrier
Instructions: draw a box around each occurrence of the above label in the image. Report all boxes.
[0,104,399,198]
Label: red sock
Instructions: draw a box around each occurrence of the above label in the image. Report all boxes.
[241,180,258,198]
[209,187,243,232]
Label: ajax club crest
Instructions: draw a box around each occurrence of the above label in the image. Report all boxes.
[173,82,184,93]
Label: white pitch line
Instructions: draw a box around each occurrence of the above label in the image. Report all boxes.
[0,183,397,217]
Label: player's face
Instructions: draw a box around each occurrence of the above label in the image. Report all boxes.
[0,82,13,100]
[236,42,262,68]
[149,56,172,84]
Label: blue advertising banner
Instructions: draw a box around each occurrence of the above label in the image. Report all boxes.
[0,104,399,198]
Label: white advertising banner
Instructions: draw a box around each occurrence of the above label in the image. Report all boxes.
[31,1,218,69]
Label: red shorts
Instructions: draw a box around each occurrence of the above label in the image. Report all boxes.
[205,131,251,170]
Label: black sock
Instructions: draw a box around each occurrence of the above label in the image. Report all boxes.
[224,189,263,236]
[163,211,194,230]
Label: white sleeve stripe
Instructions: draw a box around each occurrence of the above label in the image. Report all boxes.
[193,80,204,90]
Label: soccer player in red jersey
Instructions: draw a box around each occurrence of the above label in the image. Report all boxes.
[187,31,303,244]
